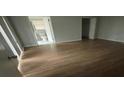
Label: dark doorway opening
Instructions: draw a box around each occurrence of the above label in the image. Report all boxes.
[82,18,90,39]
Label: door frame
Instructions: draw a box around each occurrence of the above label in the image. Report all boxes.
[82,17,97,40]
[0,25,19,59]
[89,17,97,39]
[0,17,23,60]
[29,16,55,45]
[43,16,55,44]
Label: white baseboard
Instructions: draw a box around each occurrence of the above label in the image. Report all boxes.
[24,43,38,48]
[97,37,124,43]
[55,39,82,44]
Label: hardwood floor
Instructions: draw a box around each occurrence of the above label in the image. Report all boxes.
[19,39,124,77]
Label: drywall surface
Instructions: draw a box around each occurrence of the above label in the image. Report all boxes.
[0,31,15,57]
[5,17,24,52]
[96,17,124,42]
[0,17,19,57]
[51,16,82,43]
[0,40,4,50]
[8,16,37,47]
[1,17,23,56]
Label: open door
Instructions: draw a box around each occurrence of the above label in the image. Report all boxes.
[28,16,55,45]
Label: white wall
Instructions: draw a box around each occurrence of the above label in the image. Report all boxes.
[51,16,82,43]
[8,16,37,47]
[96,16,124,42]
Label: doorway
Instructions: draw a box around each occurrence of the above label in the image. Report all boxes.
[82,17,97,40]
[28,16,55,45]
[82,18,90,39]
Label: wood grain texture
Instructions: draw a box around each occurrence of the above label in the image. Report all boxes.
[19,39,124,77]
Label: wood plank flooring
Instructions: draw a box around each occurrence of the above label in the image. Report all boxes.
[19,39,124,77]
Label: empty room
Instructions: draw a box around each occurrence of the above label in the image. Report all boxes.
[0,16,124,77]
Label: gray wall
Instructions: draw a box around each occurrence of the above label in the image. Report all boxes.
[96,16,124,42]
[0,39,4,50]
[0,33,15,57]
[5,17,23,51]
[0,17,21,57]
[51,16,82,43]
[8,16,37,47]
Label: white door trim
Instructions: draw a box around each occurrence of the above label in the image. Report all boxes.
[89,17,97,39]
[43,16,55,44]
[0,25,19,59]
